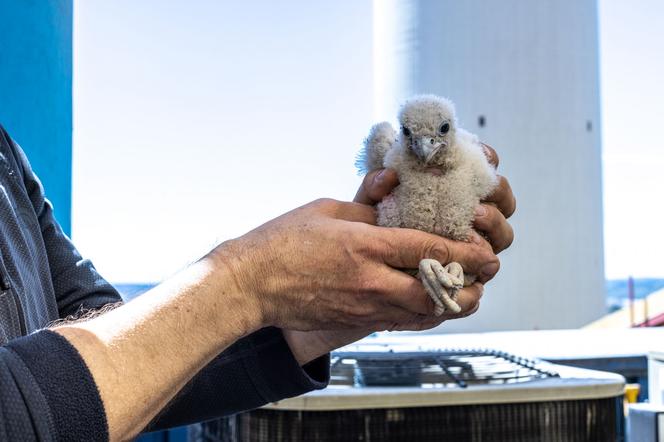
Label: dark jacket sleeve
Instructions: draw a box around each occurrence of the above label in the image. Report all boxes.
[0,328,328,440]
[1,128,122,317]
[148,327,330,431]
[1,330,109,441]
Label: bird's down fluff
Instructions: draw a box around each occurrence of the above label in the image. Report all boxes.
[357,94,498,241]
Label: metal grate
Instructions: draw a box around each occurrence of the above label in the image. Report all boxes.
[194,399,624,442]
[331,349,559,388]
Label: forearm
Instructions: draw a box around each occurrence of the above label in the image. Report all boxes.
[54,254,262,441]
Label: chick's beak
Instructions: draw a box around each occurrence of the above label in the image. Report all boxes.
[418,137,446,164]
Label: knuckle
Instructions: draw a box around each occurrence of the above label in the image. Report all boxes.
[343,301,376,323]
[360,299,381,319]
[485,205,502,228]
[351,201,377,220]
[352,226,380,253]
[313,197,339,210]
[425,239,452,263]
[358,275,384,296]
[381,232,402,257]
[452,243,481,272]
[473,240,494,258]
[362,303,381,318]
[498,175,509,190]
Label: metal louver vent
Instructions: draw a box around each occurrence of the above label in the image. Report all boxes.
[331,349,559,388]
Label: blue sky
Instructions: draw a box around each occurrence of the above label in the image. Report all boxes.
[72,0,664,282]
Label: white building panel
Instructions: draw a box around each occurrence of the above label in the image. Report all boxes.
[375,0,605,331]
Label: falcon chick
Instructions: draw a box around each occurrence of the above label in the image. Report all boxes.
[356,95,498,316]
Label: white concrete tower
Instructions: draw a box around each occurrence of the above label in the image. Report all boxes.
[374,0,605,332]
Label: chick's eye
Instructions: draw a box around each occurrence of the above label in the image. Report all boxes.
[402,126,411,137]
[439,122,450,135]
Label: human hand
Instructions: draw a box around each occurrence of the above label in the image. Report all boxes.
[474,143,516,253]
[284,145,516,364]
[212,197,497,333]
[355,144,516,327]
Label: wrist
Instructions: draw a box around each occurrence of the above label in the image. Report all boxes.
[283,329,373,366]
[282,330,321,365]
[202,241,267,334]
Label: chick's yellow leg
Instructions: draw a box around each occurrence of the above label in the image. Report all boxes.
[419,259,463,316]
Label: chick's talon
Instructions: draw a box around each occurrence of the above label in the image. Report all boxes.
[419,258,463,316]
[444,262,464,286]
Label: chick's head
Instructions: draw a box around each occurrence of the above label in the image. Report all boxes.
[398,95,457,167]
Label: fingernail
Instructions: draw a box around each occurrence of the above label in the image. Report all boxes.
[375,169,387,184]
[477,283,485,298]
[474,205,487,217]
[480,262,499,278]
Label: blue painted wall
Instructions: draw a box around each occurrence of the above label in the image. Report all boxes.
[0,0,73,234]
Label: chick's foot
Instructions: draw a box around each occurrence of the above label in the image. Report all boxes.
[418,259,463,316]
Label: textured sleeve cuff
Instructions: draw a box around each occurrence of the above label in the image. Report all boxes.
[243,327,330,403]
[6,330,108,441]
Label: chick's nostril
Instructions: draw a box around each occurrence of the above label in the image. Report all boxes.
[430,138,435,144]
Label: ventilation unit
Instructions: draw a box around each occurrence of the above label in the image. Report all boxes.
[193,344,625,442]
